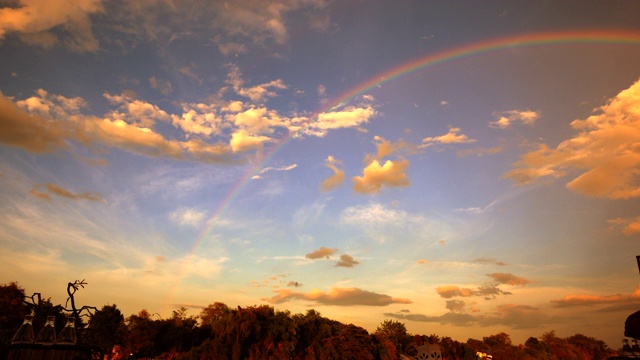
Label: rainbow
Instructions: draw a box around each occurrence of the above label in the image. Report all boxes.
[166,29,640,310]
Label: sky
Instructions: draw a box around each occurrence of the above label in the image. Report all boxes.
[1,0,640,347]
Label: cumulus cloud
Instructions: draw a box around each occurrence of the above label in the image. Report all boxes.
[487,273,531,286]
[505,78,640,200]
[0,94,68,153]
[305,246,337,259]
[353,158,410,194]
[3,90,239,163]
[489,109,540,129]
[230,129,272,153]
[320,156,345,191]
[301,105,377,137]
[30,183,104,202]
[263,287,412,306]
[421,127,475,147]
[104,93,172,128]
[0,0,103,52]
[336,254,360,268]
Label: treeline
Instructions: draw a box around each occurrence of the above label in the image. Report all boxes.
[0,282,619,360]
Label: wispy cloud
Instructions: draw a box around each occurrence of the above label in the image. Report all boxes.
[31,183,105,202]
[320,156,345,191]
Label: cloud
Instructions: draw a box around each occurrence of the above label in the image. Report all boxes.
[0,94,68,153]
[445,300,467,313]
[320,156,345,191]
[421,127,475,147]
[353,158,410,194]
[305,246,337,259]
[302,105,377,137]
[0,0,103,52]
[384,311,476,326]
[263,287,412,306]
[340,203,446,243]
[104,93,172,128]
[252,164,297,180]
[226,65,287,102]
[489,109,540,129]
[211,0,329,46]
[435,284,511,300]
[551,288,640,308]
[607,216,640,236]
[170,207,206,227]
[456,145,504,157]
[30,183,104,202]
[365,136,421,163]
[148,77,173,95]
[487,273,531,286]
[230,129,272,153]
[504,78,640,199]
[476,303,563,329]
[336,254,360,268]
[386,304,563,329]
[474,258,508,266]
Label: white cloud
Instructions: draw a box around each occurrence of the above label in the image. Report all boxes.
[422,127,475,147]
[489,109,540,129]
[170,207,206,227]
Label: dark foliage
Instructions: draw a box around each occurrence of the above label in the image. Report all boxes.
[0,282,621,360]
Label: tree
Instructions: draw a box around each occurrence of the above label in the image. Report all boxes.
[375,319,411,355]
[0,282,28,346]
[89,305,127,353]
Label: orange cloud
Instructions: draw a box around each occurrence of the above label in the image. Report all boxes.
[0,0,103,52]
[353,158,410,194]
[421,127,475,147]
[263,287,412,306]
[335,254,360,268]
[0,95,67,153]
[320,156,345,191]
[435,284,511,299]
[487,273,531,286]
[30,183,104,202]
[505,78,640,200]
[551,288,640,308]
[608,216,640,236]
[305,247,338,259]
